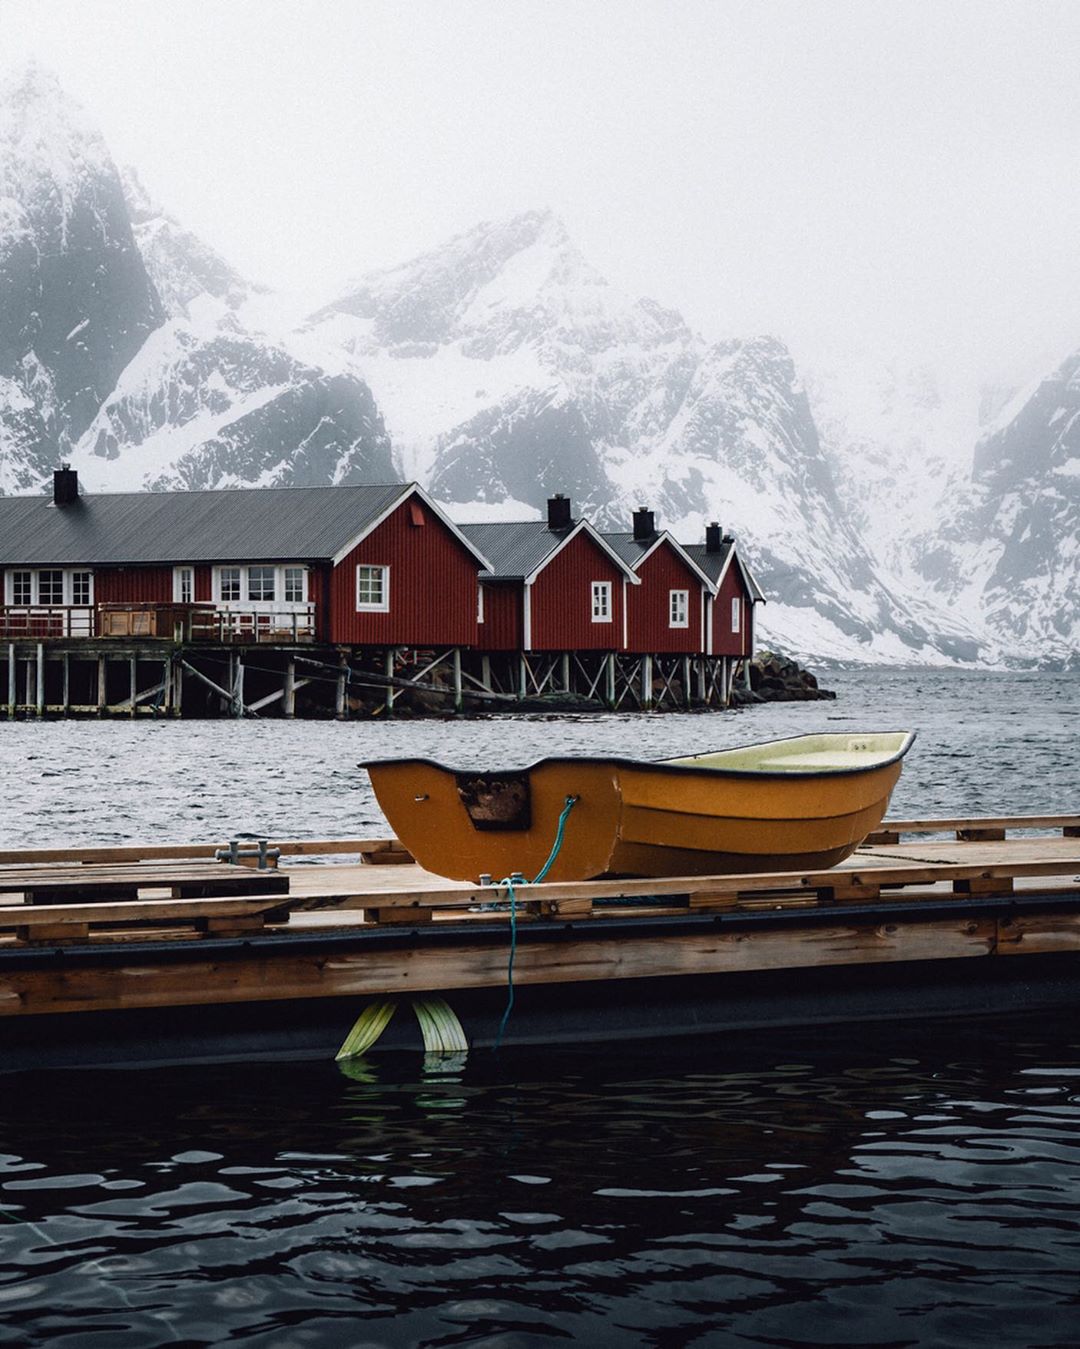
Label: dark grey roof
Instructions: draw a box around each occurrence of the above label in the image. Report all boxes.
[684,541,767,602]
[603,532,656,568]
[461,520,580,580]
[0,484,414,566]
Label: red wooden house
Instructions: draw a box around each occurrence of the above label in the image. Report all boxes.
[604,509,718,654]
[462,496,640,652]
[0,470,490,646]
[684,523,766,659]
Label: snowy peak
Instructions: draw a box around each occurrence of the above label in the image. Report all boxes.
[121,166,259,320]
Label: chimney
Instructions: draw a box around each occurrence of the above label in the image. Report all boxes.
[547,493,572,531]
[632,506,655,542]
[705,521,723,553]
[53,464,78,506]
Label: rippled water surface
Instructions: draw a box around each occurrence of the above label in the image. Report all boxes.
[1,670,1079,1346]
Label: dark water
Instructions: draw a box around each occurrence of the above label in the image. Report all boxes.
[1,670,1079,1346]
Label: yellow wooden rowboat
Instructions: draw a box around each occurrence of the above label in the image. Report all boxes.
[363,731,916,883]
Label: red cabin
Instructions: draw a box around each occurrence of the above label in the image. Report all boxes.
[684,523,765,658]
[463,496,640,653]
[605,509,717,654]
[0,474,489,647]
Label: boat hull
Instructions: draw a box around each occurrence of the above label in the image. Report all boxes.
[364,736,911,882]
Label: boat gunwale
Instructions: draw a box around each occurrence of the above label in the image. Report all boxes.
[361,730,917,783]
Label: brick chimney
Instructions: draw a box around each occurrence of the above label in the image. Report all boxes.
[632,506,655,542]
[547,494,572,531]
[705,521,723,553]
[53,464,78,506]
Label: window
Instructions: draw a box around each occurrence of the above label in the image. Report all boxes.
[173,566,194,604]
[669,589,689,628]
[591,581,612,623]
[38,571,63,606]
[477,584,485,623]
[219,567,241,602]
[247,566,276,602]
[731,597,741,633]
[356,564,389,611]
[7,569,93,606]
[284,567,306,603]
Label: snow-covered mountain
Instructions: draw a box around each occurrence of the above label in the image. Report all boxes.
[0,63,162,490]
[2,63,1076,664]
[908,350,1080,664]
[0,66,394,494]
[304,213,974,661]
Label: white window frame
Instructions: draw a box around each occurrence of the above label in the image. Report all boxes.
[212,565,309,609]
[591,580,612,623]
[284,567,306,604]
[4,568,94,607]
[356,564,390,613]
[246,565,277,603]
[731,597,741,633]
[173,566,195,603]
[669,589,689,629]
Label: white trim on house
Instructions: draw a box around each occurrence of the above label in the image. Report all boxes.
[628,531,716,593]
[713,545,767,606]
[622,577,628,649]
[355,563,390,612]
[522,518,641,587]
[330,483,492,570]
[705,589,714,655]
[731,596,741,632]
[591,580,613,623]
[477,584,485,624]
[523,581,533,650]
[173,565,194,603]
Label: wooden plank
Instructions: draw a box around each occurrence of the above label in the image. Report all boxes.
[997,914,1080,955]
[953,877,1014,896]
[0,917,999,1017]
[957,828,1007,842]
[883,814,1080,834]
[0,838,407,867]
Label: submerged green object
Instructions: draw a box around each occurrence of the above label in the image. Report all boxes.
[412,997,468,1055]
[335,999,398,1060]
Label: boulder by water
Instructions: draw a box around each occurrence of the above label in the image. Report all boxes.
[733,650,836,703]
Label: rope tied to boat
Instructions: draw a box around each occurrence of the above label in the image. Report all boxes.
[494,793,579,1051]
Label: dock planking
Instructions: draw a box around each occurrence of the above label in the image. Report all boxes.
[1,816,1079,1018]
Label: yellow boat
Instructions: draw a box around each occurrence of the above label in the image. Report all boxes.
[363,731,916,883]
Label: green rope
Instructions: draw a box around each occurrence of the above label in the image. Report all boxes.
[494,794,578,1050]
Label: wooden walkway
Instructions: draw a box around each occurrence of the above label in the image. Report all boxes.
[1,815,1079,1020]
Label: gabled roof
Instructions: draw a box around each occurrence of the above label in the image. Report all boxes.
[684,540,767,603]
[0,483,490,569]
[604,531,716,593]
[461,518,640,584]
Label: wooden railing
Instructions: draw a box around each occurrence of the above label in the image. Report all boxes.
[0,606,95,639]
[189,606,318,644]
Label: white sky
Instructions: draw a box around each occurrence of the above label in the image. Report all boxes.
[3,0,1080,380]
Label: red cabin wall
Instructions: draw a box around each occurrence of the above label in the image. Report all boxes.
[478,581,522,650]
[529,532,626,651]
[328,498,480,647]
[625,544,704,653]
[93,567,174,603]
[713,562,753,657]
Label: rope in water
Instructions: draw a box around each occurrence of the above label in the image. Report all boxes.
[493,794,579,1050]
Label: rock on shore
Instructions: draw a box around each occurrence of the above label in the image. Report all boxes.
[733,650,836,703]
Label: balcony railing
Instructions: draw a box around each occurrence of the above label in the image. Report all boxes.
[0,606,95,639]
[0,604,318,644]
[188,605,318,644]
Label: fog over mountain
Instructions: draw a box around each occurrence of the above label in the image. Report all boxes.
[1,65,1076,667]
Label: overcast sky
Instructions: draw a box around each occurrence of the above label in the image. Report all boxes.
[4,0,1079,378]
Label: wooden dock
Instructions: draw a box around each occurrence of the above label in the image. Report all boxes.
[2,815,1079,1065]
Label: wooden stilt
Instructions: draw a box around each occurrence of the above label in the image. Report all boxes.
[335,651,348,720]
[385,648,395,713]
[284,658,296,718]
[7,643,14,718]
[97,655,107,715]
[172,656,183,718]
[641,654,653,709]
[480,654,492,692]
[518,654,527,701]
[605,653,616,709]
[36,644,44,717]
[560,651,571,693]
[452,647,463,713]
[234,652,245,718]
[62,653,70,715]
[128,654,137,718]
[682,655,692,707]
